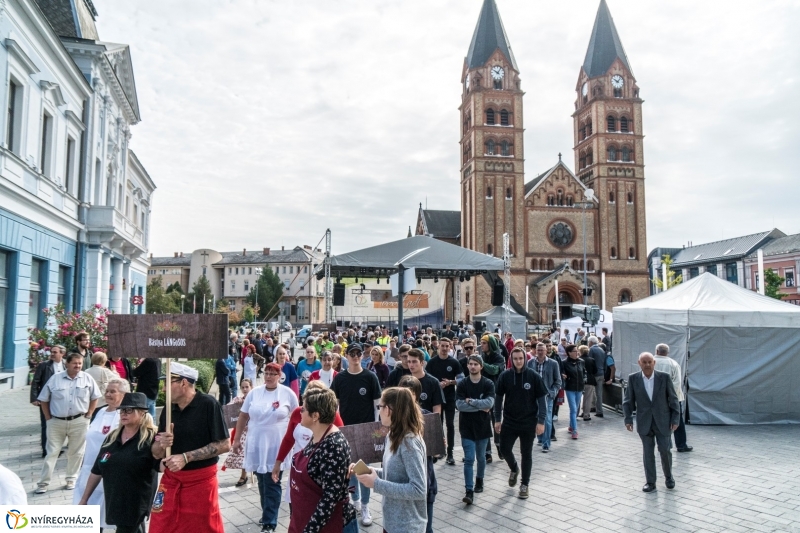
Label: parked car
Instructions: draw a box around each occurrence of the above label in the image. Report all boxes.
[282,321,293,332]
[296,326,312,343]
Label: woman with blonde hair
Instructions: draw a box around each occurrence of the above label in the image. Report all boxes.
[78,392,158,533]
[367,346,390,388]
[355,388,427,533]
[85,352,117,395]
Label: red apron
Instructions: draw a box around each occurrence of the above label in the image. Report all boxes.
[288,427,347,533]
[149,464,224,533]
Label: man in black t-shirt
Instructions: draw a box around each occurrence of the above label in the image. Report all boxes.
[494,347,548,500]
[330,343,381,527]
[456,355,495,505]
[425,337,463,464]
[386,344,412,387]
[151,362,230,533]
[406,348,443,416]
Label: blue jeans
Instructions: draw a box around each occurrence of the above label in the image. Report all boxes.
[256,471,282,527]
[343,518,358,533]
[348,474,371,505]
[538,395,554,447]
[426,500,434,533]
[146,398,156,420]
[461,437,488,490]
[566,390,583,434]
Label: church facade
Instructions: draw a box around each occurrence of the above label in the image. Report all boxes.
[415,0,649,324]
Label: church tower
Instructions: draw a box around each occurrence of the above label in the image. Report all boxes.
[460,0,526,316]
[573,0,649,304]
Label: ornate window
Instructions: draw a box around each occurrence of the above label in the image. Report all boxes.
[607,146,617,161]
[627,192,634,204]
[486,109,495,125]
[547,194,555,206]
[547,259,555,270]
[579,155,586,169]
[557,189,564,206]
[500,109,509,126]
[505,187,512,199]
[629,247,636,259]
[548,222,574,247]
[607,115,616,132]
[486,139,495,155]
[566,195,574,206]
[587,120,592,136]
[587,260,594,271]
[580,126,586,140]
[572,260,579,270]
[586,149,593,165]
[487,243,493,255]
[609,191,615,203]
[501,140,510,156]
[620,116,629,133]
[621,146,631,162]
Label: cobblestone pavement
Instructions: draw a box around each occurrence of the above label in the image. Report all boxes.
[3,384,800,532]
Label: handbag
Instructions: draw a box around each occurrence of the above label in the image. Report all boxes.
[556,388,565,406]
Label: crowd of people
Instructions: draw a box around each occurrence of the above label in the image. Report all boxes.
[12,322,692,532]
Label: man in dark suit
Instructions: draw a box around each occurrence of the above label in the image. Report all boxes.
[623,352,680,493]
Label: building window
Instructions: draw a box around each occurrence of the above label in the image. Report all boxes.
[785,268,795,287]
[228,268,232,275]
[557,189,564,206]
[297,299,306,320]
[611,247,617,259]
[621,146,631,162]
[586,120,592,136]
[506,187,512,199]
[202,266,206,276]
[707,264,717,276]
[231,279,235,290]
[6,79,22,154]
[235,267,239,275]
[283,266,286,274]
[29,259,44,328]
[486,186,493,198]
[614,86,622,98]
[607,146,617,161]
[40,112,53,176]
[619,290,632,304]
[493,77,502,90]
[609,191,615,203]
[579,156,586,169]
[688,267,699,279]
[500,109,509,126]
[572,260,579,270]
[620,116,629,133]
[230,301,236,311]
[486,109,495,125]
[486,139,495,155]
[566,195,574,206]
[607,116,616,132]
[547,194,555,206]
[501,140,510,156]
[629,247,635,259]
[587,260,594,271]
[248,267,252,275]
[547,259,554,270]
[0,251,9,350]
[465,289,470,305]
[56,266,69,308]
[304,265,308,273]
[244,280,249,292]
[65,138,76,193]
[586,149,593,165]
[627,192,634,204]
[487,244,493,255]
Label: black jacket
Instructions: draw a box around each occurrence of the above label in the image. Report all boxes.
[493,367,548,429]
[563,357,586,392]
[30,360,60,402]
[132,359,161,400]
[580,355,597,386]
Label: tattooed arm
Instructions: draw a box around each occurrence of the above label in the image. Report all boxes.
[161,438,231,472]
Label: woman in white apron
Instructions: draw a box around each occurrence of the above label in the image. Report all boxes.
[72,378,128,528]
[243,344,259,384]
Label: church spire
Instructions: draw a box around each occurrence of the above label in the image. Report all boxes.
[466,0,517,70]
[582,0,631,78]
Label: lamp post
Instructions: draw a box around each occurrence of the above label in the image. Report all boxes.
[180,294,185,314]
[254,267,263,323]
[574,188,595,306]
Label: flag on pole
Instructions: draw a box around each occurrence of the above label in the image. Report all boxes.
[193,294,196,314]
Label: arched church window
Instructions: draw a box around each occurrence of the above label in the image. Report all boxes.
[607,146,617,161]
[579,259,585,271]
[547,259,555,270]
[622,146,631,162]
[572,260,579,270]
[610,247,617,259]
[619,290,632,304]
[501,140,510,156]
[500,110,509,126]
[566,195,574,206]
[629,247,635,259]
[486,109,495,125]
[609,191,615,203]
[487,243,493,255]
[579,156,586,169]
[531,259,537,270]
[586,120,592,135]
[466,290,470,304]
[486,186,493,198]
[587,260,594,271]
[506,187,512,199]
[586,149,593,165]
[486,140,495,155]
[607,116,616,132]
[627,192,634,204]
[557,189,564,206]
[540,259,547,270]
[547,194,555,206]
[620,116,629,133]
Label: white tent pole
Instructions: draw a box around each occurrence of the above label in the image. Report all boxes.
[601,272,606,310]
[757,249,765,295]
[525,284,529,316]
[555,280,560,324]
[662,261,668,291]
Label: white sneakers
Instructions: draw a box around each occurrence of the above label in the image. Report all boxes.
[34,485,47,494]
[360,505,373,526]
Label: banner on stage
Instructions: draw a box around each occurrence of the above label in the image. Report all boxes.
[3,505,100,531]
[222,402,242,429]
[339,413,445,464]
[108,314,228,359]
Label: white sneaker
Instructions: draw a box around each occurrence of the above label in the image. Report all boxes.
[34,485,47,494]
[360,505,373,526]
[350,499,361,513]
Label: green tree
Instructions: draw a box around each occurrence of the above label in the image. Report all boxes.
[165,281,184,294]
[187,275,215,313]
[145,277,182,314]
[247,267,285,321]
[652,254,683,290]
[764,268,786,300]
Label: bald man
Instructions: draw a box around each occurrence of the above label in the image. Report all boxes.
[623,352,680,493]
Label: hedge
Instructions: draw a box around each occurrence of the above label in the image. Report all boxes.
[156,359,217,406]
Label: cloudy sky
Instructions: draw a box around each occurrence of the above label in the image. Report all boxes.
[94,0,800,256]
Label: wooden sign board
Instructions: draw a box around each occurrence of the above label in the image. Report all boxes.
[339,412,445,464]
[222,402,242,430]
[108,314,228,359]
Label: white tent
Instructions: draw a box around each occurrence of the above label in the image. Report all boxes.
[559,310,614,339]
[613,273,800,424]
[474,306,527,340]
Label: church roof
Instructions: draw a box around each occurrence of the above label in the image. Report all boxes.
[524,168,554,196]
[420,209,461,240]
[466,0,518,70]
[582,0,631,78]
[524,157,587,199]
[34,0,99,40]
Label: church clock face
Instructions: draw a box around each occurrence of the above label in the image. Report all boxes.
[491,66,505,80]
[611,75,624,89]
[465,73,470,91]
[548,222,574,247]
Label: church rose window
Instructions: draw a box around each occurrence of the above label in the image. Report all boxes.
[548,222,573,247]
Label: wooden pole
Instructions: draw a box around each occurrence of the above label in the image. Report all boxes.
[165,358,171,457]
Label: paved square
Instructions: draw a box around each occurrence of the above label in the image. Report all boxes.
[3,385,799,532]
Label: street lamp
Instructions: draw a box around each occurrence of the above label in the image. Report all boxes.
[180,294,185,314]
[574,188,595,305]
[254,267,263,322]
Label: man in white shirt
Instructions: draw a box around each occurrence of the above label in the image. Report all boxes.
[654,343,692,452]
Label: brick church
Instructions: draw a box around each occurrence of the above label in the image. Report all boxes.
[415,0,649,324]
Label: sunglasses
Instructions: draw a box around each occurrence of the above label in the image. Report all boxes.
[464,346,475,351]
[119,408,140,415]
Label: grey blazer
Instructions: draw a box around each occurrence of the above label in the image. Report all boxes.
[622,370,680,437]
[526,357,562,398]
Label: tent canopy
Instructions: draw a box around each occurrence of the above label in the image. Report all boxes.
[613,272,800,328]
[473,306,527,340]
[329,235,505,278]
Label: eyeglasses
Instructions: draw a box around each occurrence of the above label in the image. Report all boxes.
[119,408,138,415]
[378,404,392,411]
[265,372,280,377]
[170,377,183,384]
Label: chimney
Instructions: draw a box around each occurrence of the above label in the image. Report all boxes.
[263,248,270,255]
[180,252,183,258]
[174,252,178,258]
[282,246,285,251]
[304,245,311,250]
[149,253,153,260]
[243,248,247,256]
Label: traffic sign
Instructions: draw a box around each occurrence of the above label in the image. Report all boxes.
[131,295,144,305]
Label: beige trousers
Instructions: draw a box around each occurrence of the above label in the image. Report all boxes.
[38,417,89,486]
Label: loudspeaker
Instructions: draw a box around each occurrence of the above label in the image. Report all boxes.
[491,281,504,306]
[457,320,464,327]
[333,283,345,306]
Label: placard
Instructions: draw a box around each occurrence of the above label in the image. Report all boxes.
[222,402,242,429]
[339,412,445,464]
[108,314,228,359]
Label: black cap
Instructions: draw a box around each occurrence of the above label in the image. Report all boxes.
[119,392,149,410]
[346,343,364,354]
